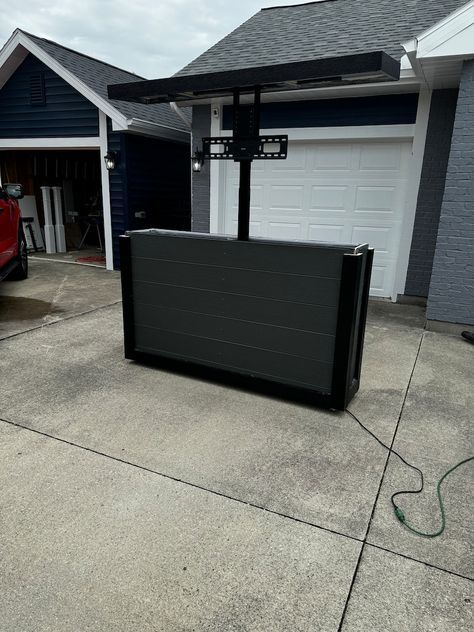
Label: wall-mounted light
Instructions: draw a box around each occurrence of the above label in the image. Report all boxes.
[104,151,118,170]
[191,149,204,173]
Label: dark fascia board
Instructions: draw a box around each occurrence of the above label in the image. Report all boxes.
[108,52,400,104]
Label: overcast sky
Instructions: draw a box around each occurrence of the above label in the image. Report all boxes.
[0,1,317,78]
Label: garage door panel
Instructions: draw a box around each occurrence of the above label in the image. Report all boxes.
[227,183,265,211]
[358,143,404,171]
[310,185,350,212]
[222,139,411,297]
[311,144,353,170]
[267,222,303,240]
[269,146,307,172]
[308,224,345,243]
[269,185,304,211]
[355,185,397,214]
[370,265,391,296]
[351,226,392,254]
[228,220,264,236]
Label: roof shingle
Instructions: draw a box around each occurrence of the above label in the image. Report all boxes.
[177,0,468,76]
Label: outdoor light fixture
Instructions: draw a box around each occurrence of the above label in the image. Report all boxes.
[104,151,118,170]
[191,149,204,173]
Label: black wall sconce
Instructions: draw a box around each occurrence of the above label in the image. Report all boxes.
[104,151,119,170]
[191,149,204,173]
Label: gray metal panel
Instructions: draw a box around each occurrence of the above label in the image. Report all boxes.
[131,231,354,277]
[134,304,335,361]
[127,231,364,392]
[132,257,341,307]
[132,282,338,335]
[134,326,333,392]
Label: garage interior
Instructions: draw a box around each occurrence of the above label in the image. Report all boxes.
[0,149,106,265]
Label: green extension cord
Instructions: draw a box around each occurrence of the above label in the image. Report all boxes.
[346,409,474,538]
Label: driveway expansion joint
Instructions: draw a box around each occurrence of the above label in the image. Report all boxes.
[337,329,427,631]
[366,542,474,583]
[0,415,363,546]
[0,300,122,342]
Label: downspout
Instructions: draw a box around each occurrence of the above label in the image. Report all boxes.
[170,102,192,130]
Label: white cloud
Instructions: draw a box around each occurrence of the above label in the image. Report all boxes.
[0,1,317,77]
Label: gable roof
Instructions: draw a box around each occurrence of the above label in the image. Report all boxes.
[177,0,469,76]
[0,29,190,138]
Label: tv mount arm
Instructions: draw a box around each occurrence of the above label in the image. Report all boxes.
[201,87,288,240]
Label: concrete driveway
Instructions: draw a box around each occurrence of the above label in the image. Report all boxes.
[0,259,472,631]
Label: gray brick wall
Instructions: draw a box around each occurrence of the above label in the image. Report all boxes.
[191,105,211,232]
[427,60,474,325]
[405,89,458,297]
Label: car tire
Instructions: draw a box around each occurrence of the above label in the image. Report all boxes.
[8,230,28,280]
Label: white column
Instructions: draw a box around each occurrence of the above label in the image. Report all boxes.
[51,186,66,252]
[41,186,56,253]
[99,110,114,270]
[393,86,432,301]
[209,100,223,234]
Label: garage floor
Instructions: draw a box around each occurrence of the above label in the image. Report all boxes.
[0,260,472,631]
[29,249,107,268]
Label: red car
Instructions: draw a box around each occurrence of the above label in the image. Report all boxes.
[0,183,28,282]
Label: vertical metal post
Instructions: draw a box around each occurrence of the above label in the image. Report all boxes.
[233,87,262,242]
[237,161,251,241]
[232,89,240,136]
[331,252,364,410]
[119,234,136,360]
[353,248,374,383]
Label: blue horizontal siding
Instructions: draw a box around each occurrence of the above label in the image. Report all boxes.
[125,134,191,232]
[0,54,99,138]
[107,121,191,269]
[222,93,419,129]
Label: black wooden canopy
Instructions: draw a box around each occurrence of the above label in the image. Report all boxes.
[108,52,400,104]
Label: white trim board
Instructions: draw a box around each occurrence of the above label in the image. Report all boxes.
[402,2,474,88]
[209,101,221,234]
[119,117,190,143]
[415,1,474,59]
[394,87,432,299]
[257,125,416,142]
[0,137,101,149]
[99,111,114,271]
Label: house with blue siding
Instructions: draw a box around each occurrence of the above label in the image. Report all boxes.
[176,0,474,329]
[0,29,191,269]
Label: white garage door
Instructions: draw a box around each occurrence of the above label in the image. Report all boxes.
[222,140,412,298]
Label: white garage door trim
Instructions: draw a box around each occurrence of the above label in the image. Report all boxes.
[209,121,426,301]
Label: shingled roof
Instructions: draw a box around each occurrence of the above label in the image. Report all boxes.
[177,0,468,76]
[18,30,190,132]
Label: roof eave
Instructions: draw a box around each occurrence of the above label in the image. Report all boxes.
[402,1,474,88]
